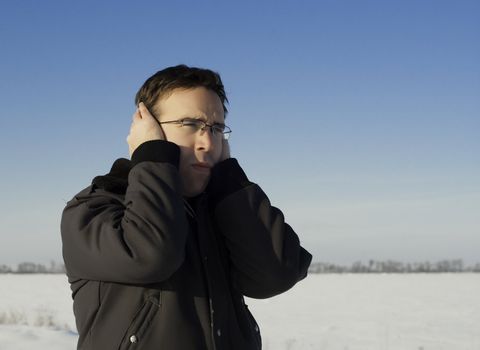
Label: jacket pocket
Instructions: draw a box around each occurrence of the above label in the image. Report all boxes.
[118,291,162,350]
[245,304,262,350]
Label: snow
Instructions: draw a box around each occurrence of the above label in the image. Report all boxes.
[0,325,76,350]
[246,273,480,350]
[1,273,479,349]
[0,274,76,349]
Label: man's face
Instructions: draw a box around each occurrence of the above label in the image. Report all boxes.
[153,87,225,197]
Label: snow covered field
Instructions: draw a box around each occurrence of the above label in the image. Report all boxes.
[0,273,479,349]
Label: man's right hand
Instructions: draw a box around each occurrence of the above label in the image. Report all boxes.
[126,102,166,158]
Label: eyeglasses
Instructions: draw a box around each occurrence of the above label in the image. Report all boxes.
[157,118,232,140]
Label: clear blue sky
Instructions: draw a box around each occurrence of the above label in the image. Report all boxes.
[0,0,478,267]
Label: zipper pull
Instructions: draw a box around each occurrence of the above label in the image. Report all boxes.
[183,199,196,219]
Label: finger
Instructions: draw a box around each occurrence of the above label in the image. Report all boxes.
[226,140,231,155]
[223,139,230,150]
[132,109,141,121]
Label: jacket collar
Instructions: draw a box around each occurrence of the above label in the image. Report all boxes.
[90,158,206,218]
[91,158,132,195]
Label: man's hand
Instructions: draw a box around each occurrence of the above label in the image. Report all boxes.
[220,139,231,161]
[126,102,165,158]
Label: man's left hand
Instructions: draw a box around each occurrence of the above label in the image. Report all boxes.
[220,139,230,161]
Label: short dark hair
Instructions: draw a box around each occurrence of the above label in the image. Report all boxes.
[135,64,228,118]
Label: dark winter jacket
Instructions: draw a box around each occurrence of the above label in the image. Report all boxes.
[61,139,312,350]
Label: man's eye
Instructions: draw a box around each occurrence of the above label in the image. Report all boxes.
[213,125,225,133]
[182,120,201,128]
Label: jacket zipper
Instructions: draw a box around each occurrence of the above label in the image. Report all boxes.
[183,199,196,219]
[183,196,217,350]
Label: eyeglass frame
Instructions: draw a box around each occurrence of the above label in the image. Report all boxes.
[154,117,232,140]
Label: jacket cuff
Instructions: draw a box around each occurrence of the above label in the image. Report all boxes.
[207,158,254,206]
[131,140,180,169]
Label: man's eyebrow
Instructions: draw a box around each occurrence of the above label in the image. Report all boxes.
[178,114,206,121]
[181,115,205,120]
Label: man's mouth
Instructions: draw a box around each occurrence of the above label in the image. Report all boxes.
[191,162,212,173]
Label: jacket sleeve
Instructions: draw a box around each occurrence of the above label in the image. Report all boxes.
[207,158,313,299]
[60,140,189,284]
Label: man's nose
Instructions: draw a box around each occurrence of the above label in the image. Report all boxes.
[195,127,215,151]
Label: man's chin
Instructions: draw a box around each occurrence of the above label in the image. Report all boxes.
[182,180,209,198]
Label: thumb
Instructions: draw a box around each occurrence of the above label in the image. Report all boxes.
[138,102,155,120]
[138,101,166,140]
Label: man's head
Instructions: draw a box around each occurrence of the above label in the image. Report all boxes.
[135,65,229,197]
[135,64,228,117]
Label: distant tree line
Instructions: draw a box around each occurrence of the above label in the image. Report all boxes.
[309,259,480,273]
[0,261,66,274]
[2,259,479,274]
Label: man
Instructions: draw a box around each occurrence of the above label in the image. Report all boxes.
[61,64,312,350]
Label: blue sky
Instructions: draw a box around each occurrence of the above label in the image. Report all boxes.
[0,0,478,267]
